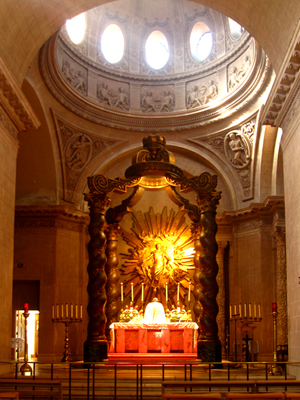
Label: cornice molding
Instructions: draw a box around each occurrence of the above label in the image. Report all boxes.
[262,20,300,128]
[39,32,271,132]
[15,205,89,232]
[0,57,40,135]
[217,195,285,226]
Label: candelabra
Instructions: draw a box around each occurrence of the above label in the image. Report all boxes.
[229,313,240,363]
[230,314,262,363]
[269,303,282,375]
[20,304,32,375]
[52,303,82,362]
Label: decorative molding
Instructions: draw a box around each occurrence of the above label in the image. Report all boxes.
[52,111,126,202]
[190,112,259,201]
[217,196,285,232]
[15,206,89,233]
[262,20,300,128]
[39,28,271,132]
[0,56,40,135]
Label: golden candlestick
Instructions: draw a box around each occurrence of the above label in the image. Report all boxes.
[20,305,32,375]
[52,303,83,362]
[269,303,282,375]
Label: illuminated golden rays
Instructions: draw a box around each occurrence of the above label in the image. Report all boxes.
[121,207,194,307]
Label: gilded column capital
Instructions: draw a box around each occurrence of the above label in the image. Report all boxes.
[217,240,228,255]
[84,192,111,213]
[196,191,222,213]
[272,226,285,246]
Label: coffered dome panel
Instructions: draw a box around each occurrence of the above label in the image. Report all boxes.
[39,0,271,132]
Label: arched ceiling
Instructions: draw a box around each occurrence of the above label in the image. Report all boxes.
[40,0,271,132]
[1,0,300,86]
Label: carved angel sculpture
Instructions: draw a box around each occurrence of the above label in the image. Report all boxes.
[224,131,251,168]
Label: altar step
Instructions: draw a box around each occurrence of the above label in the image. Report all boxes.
[107,352,198,363]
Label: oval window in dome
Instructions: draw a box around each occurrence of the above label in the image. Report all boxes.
[145,30,170,70]
[101,24,125,64]
[228,18,244,40]
[190,21,213,62]
[66,13,86,45]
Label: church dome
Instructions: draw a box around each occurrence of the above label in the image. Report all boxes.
[40,0,271,132]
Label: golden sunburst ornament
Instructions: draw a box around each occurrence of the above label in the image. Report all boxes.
[120,206,195,307]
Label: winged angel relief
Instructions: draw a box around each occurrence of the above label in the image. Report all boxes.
[120,207,195,305]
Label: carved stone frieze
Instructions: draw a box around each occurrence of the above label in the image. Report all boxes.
[140,86,175,113]
[217,196,284,233]
[61,59,87,95]
[186,79,218,109]
[97,82,130,110]
[53,112,125,202]
[228,55,252,92]
[0,56,40,135]
[232,217,272,233]
[15,206,89,233]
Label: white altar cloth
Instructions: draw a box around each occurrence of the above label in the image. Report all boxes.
[110,322,198,353]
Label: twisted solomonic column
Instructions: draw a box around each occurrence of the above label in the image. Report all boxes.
[105,223,121,346]
[191,223,202,332]
[84,192,111,362]
[196,191,222,362]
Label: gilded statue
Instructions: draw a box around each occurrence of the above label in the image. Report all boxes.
[144,243,173,287]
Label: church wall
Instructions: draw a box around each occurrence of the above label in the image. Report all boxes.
[13,207,89,361]
[0,126,18,366]
[281,112,300,377]
[228,225,275,361]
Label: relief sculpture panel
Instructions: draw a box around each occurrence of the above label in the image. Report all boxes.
[62,59,87,95]
[97,81,130,110]
[186,78,218,109]
[140,86,175,113]
[53,113,124,202]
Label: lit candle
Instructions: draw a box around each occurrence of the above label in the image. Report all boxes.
[56,303,59,318]
[52,304,54,319]
[66,303,68,318]
[229,304,232,319]
[141,283,144,302]
[258,303,261,318]
[177,282,180,303]
[254,302,256,317]
[244,303,247,317]
[188,282,191,302]
[131,283,134,302]
[249,302,251,317]
[61,303,64,318]
[166,283,168,302]
[234,304,237,315]
[239,303,242,316]
[71,303,73,318]
[80,304,82,319]
[75,304,78,319]
[121,283,123,302]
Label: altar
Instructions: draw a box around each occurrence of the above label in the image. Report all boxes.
[110,322,198,353]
